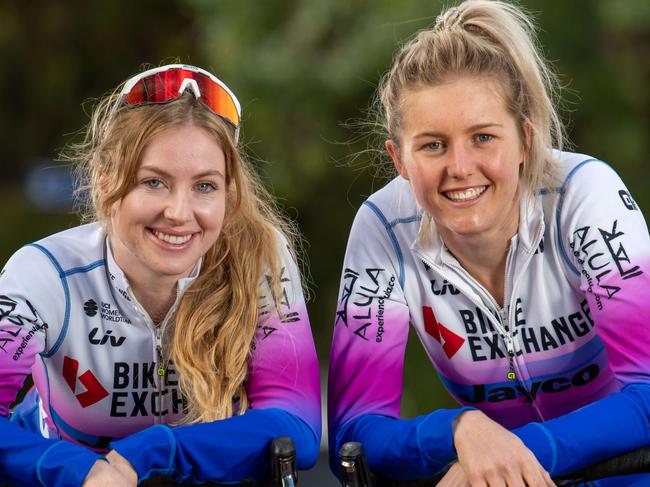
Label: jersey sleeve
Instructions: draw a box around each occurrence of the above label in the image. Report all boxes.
[0,245,103,487]
[110,236,321,483]
[246,237,321,438]
[327,202,472,480]
[514,159,650,475]
[0,245,55,415]
[558,158,650,385]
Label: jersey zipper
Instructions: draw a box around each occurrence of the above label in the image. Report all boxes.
[415,239,545,421]
[155,324,165,423]
[502,239,518,382]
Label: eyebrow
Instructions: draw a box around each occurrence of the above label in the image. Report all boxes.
[413,123,505,138]
[138,165,226,181]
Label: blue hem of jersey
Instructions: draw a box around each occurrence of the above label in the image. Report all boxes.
[64,259,106,276]
[363,201,409,288]
[50,406,114,448]
[390,215,420,226]
[555,158,608,276]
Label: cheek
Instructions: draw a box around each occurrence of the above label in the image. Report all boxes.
[410,165,441,197]
[198,198,227,230]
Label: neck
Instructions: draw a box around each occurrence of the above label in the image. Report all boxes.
[108,237,192,325]
[440,220,518,309]
[127,274,178,325]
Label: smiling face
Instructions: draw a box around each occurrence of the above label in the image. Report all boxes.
[386,75,526,246]
[109,123,227,285]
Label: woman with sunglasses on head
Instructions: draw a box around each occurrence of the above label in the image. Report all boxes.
[0,64,321,486]
[328,1,649,486]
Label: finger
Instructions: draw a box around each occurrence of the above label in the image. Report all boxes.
[519,463,551,487]
[542,468,555,487]
[482,465,508,487]
[437,463,468,487]
[502,471,526,487]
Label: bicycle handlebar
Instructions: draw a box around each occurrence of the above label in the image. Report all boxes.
[338,442,650,486]
[268,436,298,487]
[554,446,650,486]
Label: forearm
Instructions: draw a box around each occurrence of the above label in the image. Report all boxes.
[0,416,102,487]
[335,408,473,480]
[110,407,319,483]
[514,383,650,476]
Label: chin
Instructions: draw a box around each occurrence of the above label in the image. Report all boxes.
[150,261,196,278]
[442,218,488,237]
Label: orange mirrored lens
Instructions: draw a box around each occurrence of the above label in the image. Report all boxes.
[123,69,239,128]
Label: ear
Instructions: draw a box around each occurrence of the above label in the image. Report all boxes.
[386,139,409,180]
[97,168,118,218]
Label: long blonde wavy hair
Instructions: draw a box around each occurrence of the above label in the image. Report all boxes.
[68,84,298,424]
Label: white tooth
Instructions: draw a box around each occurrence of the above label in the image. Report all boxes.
[154,231,191,245]
[446,186,486,201]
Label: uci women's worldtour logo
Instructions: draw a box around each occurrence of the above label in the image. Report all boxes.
[83,298,131,324]
[83,299,98,317]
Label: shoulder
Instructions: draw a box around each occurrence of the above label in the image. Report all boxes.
[362,176,419,222]
[542,150,622,195]
[27,222,107,274]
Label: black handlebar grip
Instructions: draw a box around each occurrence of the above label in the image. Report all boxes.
[555,446,650,485]
[269,437,297,486]
[339,441,371,487]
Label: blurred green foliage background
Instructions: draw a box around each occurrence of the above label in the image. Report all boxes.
[0,0,648,419]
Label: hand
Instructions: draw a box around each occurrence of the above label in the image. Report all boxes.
[106,450,138,484]
[81,458,134,486]
[437,462,471,487]
[453,410,554,487]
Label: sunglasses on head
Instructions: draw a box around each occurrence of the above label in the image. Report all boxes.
[120,64,242,143]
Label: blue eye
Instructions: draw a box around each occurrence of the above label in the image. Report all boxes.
[425,141,444,151]
[144,179,162,189]
[476,134,494,143]
[196,182,216,193]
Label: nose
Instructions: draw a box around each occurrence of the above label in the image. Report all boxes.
[446,142,475,179]
[163,189,192,225]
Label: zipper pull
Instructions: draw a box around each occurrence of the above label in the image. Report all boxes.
[155,328,166,377]
[157,345,166,377]
[505,336,516,381]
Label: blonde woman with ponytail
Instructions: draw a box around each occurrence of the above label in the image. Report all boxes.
[328,1,650,486]
[0,64,320,486]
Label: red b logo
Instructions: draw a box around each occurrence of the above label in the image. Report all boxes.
[62,356,109,407]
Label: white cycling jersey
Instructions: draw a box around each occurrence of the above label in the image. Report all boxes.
[0,223,321,485]
[329,151,650,478]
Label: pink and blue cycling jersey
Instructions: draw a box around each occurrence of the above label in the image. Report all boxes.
[0,223,321,487]
[328,151,650,484]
